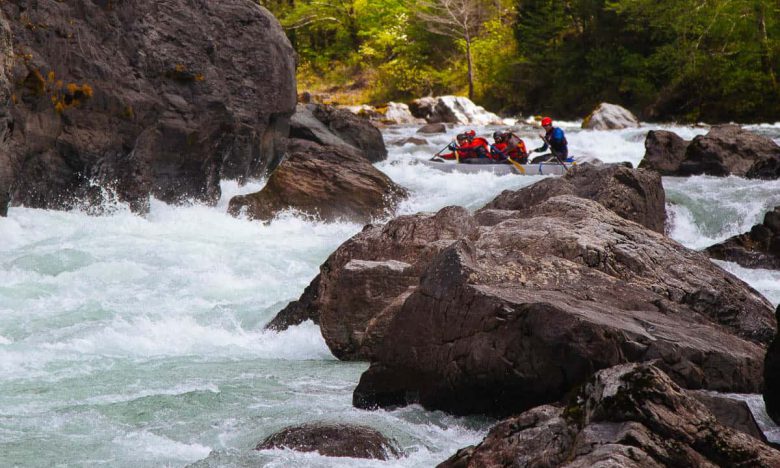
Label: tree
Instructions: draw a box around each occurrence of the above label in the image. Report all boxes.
[416,0,489,99]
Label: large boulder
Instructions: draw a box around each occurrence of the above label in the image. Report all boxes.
[582,102,640,130]
[706,206,780,270]
[255,423,399,460]
[228,139,405,223]
[638,130,690,175]
[0,0,296,214]
[438,364,780,468]
[350,196,775,416]
[766,305,780,425]
[290,103,387,163]
[267,206,479,356]
[641,125,780,179]
[409,96,502,125]
[483,163,666,233]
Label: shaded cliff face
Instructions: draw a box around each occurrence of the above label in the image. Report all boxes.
[0,0,296,214]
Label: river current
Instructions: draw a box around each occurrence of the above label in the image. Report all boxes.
[1,122,779,467]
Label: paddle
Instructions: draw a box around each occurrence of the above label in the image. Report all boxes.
[430,141,455,161]
[489,145,526,174]
[538,134,569,172]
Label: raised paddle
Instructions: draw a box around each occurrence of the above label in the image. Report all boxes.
[430,141,455,161]
[489,145,526,174]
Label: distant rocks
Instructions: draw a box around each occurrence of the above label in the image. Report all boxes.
[582,103,640,130]
[381,102,425,125]
[416,123,447,134]
[766,305,780,425]
[706,206,780,270]
[438,363,780,468]
[640,125,780,179]
[0,0,297,215]
[409,96,502,125]
[483,163,666,233]
[228,139,406,223]
[255,423,399,460]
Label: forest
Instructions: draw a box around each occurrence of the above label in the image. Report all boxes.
[258,0,780,123]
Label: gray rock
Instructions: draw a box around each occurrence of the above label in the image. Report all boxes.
[438,364,780,467]
[350,196,774,415]
[0,0,296,214]
[766,305,780,425]
[417,123,447,134]
[582,102,640,130]
[689,391,767,442]
[410,96,502,125]
[638,130,690,175]
[706,206,780,270]
[482,163,666,233]
[380,102,424,125]
[227,139,405,223]
[641,125,780,179]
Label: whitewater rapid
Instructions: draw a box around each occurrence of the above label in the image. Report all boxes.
[0,122,779,466]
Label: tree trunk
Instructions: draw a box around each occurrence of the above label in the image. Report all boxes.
[466,36,474,100]
[756,1,776,87]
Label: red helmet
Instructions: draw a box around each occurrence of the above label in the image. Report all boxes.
[465,130,476,138]
[541,117,553,127]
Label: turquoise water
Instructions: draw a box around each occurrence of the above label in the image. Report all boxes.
[1,123,778,466]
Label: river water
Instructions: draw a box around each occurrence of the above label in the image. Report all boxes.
[1,122,779,467]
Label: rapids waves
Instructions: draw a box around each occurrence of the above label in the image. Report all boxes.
[1,122,779,466]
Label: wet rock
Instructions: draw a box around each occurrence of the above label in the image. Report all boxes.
[638,130,690,175]
[265,275,321,331]
[409,96,502,125]
[291,103,387,163]
[766,305,780,425]
[255,423,399,460]
[266,206,479,356]
[417,123,447,134]
[228,139,405,223]
[706,206,780,270]
[0,0,296,213]
[380,102,424,125]
[482,163,666,233]
[438,364,780,468]
[350,196,774,416]
[394,136,428,146]
[688,391,767,442]
[641,125,780,179]
[582,103,640,130]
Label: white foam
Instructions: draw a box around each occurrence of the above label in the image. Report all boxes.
[713,261,780,307]
[115,430,212,462]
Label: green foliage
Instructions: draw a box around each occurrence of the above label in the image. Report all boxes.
[259,0,780,122]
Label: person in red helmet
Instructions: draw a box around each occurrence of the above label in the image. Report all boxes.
[531,117,568,163]
[491,130,528,163]
[440,130,491,163]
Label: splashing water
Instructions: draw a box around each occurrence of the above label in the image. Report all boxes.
[1,122,778,467]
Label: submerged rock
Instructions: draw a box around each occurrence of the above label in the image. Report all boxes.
[483,163,666,233]
[640,125,780,179]
[255,423,399,460]
[291,103,387,163]
[417,122,447,134]
[438,364,780,468]
[348,196,774,416]
[582,103,640,130]
[766,305,780,425]
[0,0,296,214]
[706,206,780,270]
[228,139,406,223]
